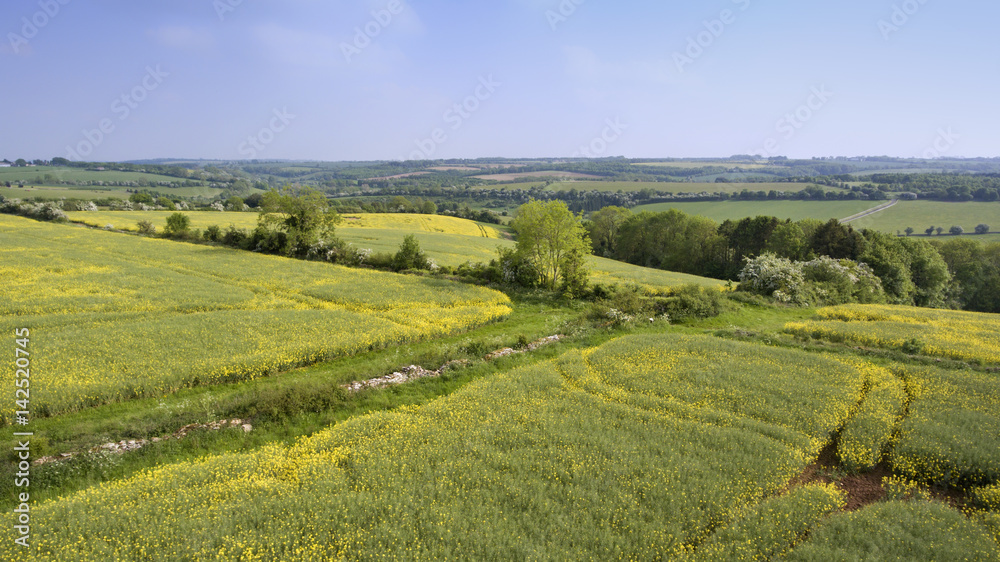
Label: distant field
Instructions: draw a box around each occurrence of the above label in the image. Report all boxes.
[634,161,769,169]
[475,171,602,181]
[850,168,947,176]
[367,172,432,180]
[631,201,876,223]
[0,166,198,185]
[0,186,130,200]
[429,166,481,171]
[66,212,504,238]
[66,210,724,290]
[847,201,1000,234]
[484,181,837,195]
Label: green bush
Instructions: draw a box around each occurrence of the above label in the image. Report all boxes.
[203,225,222,242]
[163,213,190,236]
[136,220,157,236]
[392,234,431,271]
[658,284,730,322]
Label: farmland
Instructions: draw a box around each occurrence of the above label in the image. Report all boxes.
[633,200,876,223]
[65,210,726,289]
[848,200,1000,234]
[0,166,195,186]
[630,199,1000,236]
[0,214,511,418]
[785,304,1000,365]
[485,180,833,195]
[2,211,997,559]
[0,334,881,559]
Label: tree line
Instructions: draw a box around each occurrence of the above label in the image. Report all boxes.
[585,206,1000,313]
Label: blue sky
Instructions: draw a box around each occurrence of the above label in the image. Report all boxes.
[2,0,998,161]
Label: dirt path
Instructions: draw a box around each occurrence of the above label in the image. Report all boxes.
[839,199,899,224]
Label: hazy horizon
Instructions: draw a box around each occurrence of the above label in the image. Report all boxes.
[4,0,998,162]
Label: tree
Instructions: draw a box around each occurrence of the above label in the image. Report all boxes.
[900,238,951,307]
[859,230,914,304]
[164,213,190,236]
[510,200,591,290]
[225,196,246,211]
[14,159,27,167]
[950,226,965,236]
[975,224,990,235]
[810,219,866,261]
[585,206,632,257]
[905,227,915,236]
[258,186,342,257]
[766,221,809,261]
[129,192,154,205]
[156,197,176,211]
[392,234,430,271]
[925,226,935,236]
[935,227,944,236]
[420,200,437,214]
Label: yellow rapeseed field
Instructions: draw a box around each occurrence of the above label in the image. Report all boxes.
[785,304,1000,365]
[66,211,504,238]
[0,215,510,419]
[0,334,874,560]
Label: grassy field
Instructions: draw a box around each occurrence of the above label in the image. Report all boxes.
[633,160,770,169]
[0,166,198,186]
[2,184,223,199]
[474,171,602,181]
[484,180,834,195]
[0,215,510,418]
[632,200,876,223]
[0,186,130,200]
[65,211,726,291]
[848,200,1000,234]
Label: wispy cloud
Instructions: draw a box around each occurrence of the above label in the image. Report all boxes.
[147,25,215,52]
[561,45,695,87]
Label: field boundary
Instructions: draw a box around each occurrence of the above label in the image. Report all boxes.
[840,199,898,224]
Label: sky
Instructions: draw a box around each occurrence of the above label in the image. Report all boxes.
[2,0,999,162]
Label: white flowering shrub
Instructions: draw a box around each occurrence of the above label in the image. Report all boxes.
[739,254,805,304]
[740,253,885,306]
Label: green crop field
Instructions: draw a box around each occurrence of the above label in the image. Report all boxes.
[633,160,770,169]
[486,181,834,195]
[0,166,198,186]
[847,200,1000,234]
[632,200,877,223]
[0,186,130,200]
